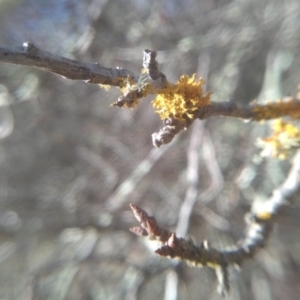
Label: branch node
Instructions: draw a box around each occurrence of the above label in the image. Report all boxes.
[23,42,39,58]
[152,126,176,148]
[142,49,168,89]
[143,49,159,80]
[152,117,191,147]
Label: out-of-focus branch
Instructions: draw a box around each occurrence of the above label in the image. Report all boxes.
[105,142,173,212]
[176,121,205,237]
[195,131,228,230]
[130,150,300,295]
[197,131,224,205]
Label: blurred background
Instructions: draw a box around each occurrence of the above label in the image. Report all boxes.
[0,0,300,299]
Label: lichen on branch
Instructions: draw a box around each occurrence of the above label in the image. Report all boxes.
[112,49,300,149]
[152,74,211,121]
[252,97,300,120]
[258,118,300,159]
[130,150,300,295]
[1,44,300,150]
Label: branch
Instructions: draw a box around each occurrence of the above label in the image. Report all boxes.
[152,98,300,147]
[0,43,134,86]
[1,44,299,148]
[141,52,300,147]
[130,150,300,295]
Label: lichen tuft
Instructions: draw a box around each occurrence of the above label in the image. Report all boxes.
[152,74,211,121]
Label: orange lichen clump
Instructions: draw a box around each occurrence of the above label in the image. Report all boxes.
[152,74,211,121]
[259,119,300,159]
[252,98,300,120]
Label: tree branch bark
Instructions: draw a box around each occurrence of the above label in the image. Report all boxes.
[1,44,299,149]
[130,149,300,295]
[0,42,134,86]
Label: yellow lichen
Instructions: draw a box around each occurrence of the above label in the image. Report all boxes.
[258,119,300,159]
[256,211,272,220]
[252,98,300,120]
[99,84,111,91]
[121,73,150,96]
[114,73,151,109]
[152,74,211,121]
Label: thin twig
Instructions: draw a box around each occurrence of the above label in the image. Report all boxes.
[130,150,300,295]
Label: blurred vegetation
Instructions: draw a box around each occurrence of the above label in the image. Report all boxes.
[0,0,299,299]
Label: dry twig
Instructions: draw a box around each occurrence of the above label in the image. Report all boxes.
[1,44,300,148]
[130,150,300,295]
